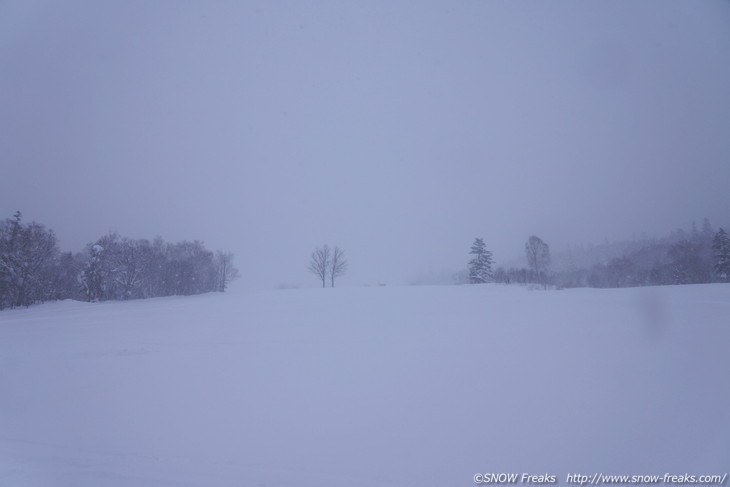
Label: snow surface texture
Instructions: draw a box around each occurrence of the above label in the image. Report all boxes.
[1,284,728,486]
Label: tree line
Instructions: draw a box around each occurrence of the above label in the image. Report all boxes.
[0,212,239,310]
[467,218,730,289]
[545,221,730,288]
[468,235,551,287]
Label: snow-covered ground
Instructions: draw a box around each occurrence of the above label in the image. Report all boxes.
[1,284,728,486]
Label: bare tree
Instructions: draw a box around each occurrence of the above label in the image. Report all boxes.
[0,212,59,308]
[114,237,148,300]
[215,250,240,292]
[308,244,331,288]
[525,235,551,287]
[329,246,347,287]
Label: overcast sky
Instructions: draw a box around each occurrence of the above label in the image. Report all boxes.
[2,1,730,290]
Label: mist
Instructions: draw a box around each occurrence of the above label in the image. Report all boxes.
[2,1,729,290]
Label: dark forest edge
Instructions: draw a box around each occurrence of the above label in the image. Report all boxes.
[416,218,730,289]
[506,219,730,289]
[0,212,239,310]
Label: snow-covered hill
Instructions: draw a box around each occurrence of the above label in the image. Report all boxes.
[1,284,728,486]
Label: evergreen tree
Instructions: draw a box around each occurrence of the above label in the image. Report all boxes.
[712,228,730,281]
[668,240,704,284]
[702,218,714,240]
[81,243,105,302]
[468,238,494,284]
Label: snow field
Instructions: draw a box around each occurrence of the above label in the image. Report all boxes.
[1,284,729,486]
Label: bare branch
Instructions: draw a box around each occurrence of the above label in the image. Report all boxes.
[308,244,331,288]
[329,246,347,287]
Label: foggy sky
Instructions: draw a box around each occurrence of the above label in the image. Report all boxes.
[2,1,730,290]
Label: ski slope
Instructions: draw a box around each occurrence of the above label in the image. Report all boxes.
[1,284,729,486]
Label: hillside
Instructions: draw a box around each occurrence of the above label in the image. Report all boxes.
[1,284,729,486]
